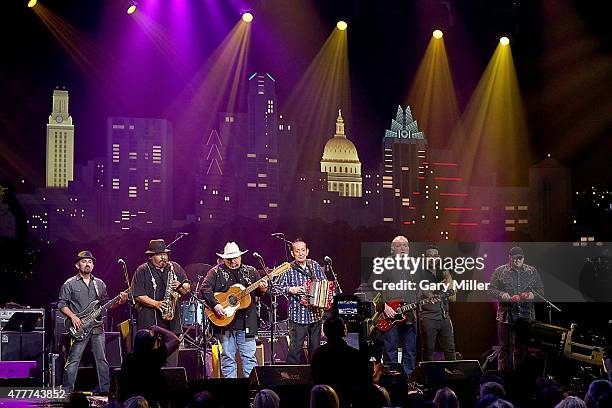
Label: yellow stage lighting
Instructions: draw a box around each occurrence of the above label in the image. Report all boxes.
[127,4,137,14]
[337,20,348,31]
[433,29,443,39]
[242,12,253,23]
[27,0,37,7]
[500,36,510,46]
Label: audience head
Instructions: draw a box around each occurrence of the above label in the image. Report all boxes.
[134,329,160,354]
[433,387,459,408]
[597,392,612,408]
[480,382,506,399]
[555,396,587,408]
[481,372,505,387]
[123,396,149,408]
[487,399,514,408]
[310,384,340,408]
[67,392,89,408]
[188,391,218,408]
[585,380,612,408]
[323,316,346,342]
[541,386,565,408]
[253,389,280,408]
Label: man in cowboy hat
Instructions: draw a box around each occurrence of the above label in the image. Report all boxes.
[200,242,268,378]
[59,251,128,393]
[131,239,190,367]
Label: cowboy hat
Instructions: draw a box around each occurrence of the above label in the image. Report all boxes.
[216,242,248,259]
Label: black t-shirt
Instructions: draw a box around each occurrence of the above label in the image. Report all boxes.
[131,261,187,334]
[118,343,168,404]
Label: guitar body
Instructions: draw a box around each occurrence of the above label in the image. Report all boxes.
[376,299,412,333]
[64,300,104,341]
[204,284,252,327]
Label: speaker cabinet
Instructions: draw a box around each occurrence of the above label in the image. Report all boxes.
[412,360,483,406]
[249,365,313,408]
[0,331,44,384]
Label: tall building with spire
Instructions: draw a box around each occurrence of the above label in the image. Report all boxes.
[320,110,362,197]
[46,88,75,188]
[381,106,428,225]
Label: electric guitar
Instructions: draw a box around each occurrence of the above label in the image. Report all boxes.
[64,290,128,341]
[204,262,291,327]
[375,291,454,333]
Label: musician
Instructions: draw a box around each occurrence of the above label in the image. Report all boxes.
[376,236,418,377]
[417,243,457,361]
[489,246,544,371]
[59,251,128,393]
[275,238,327,364]
[131,239,189,367]
[200,242,268,378]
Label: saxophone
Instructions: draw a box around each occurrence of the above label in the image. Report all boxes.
[161,262,180,321]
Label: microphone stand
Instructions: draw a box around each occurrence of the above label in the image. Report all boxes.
[255,254,277,366]
[326,259,343,295]
[271,233,292,263]
[118,260,136,351]
[166,232,188,249]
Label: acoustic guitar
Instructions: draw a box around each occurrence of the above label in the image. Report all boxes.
[204,262,291,327]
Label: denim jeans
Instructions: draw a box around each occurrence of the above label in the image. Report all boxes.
[63,332,109,392]
[380,323,417,378]
[218,330,257,378]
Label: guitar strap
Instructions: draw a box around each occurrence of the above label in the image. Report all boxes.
[92,276,100,299]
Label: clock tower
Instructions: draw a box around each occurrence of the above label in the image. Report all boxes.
[46,88,75,188]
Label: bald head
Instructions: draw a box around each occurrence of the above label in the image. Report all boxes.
[391,236,409,255]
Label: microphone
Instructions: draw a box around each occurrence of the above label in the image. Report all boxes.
[253,252,264,260]
[117,258,126,265]
[178,232,189,236]
[324,256,332,264]
[270,233,284,237]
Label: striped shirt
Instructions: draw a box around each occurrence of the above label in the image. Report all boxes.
[276,260,326,324]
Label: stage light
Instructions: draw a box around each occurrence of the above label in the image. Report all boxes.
[242,12,253,23]
[500,36,510,46]
[432,29,443,39]
[337,20,347,31]
[27,0,37,7]
[127,1,137,14]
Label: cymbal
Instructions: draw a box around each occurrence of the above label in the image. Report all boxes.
[184,263,213,282]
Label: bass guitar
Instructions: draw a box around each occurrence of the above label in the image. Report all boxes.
[204,262,291,327]
[375,291,454,333]
[64,290,129,341]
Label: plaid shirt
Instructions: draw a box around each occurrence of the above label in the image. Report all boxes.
[275,260,326,324]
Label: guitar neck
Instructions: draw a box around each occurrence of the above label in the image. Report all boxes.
[96,290,127,316]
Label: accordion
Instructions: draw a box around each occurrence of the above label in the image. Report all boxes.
[300,280,335,309]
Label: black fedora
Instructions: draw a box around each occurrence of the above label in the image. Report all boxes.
[75,250,96,264]
[145,239,171,255]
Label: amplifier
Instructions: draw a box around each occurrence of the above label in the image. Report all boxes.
[249,365,313,388]
[0,331,45,384]
[0,309,45,331]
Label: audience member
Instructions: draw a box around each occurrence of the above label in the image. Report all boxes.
[487,399,514,408]
[117,325,180,406]
[188,391,219,408]
[555,396,587,408]
[585,380,612,408]
[310,316,371,407]
[597,392,612,408]
[480,382,506,399]
[123,396,149,408]
[253,389,280,408]
[67,392,90,408]
[433,387,459,408]
[310,384,339,408]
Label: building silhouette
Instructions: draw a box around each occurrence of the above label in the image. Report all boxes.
[107,117,173,232]
[46,88,75,188]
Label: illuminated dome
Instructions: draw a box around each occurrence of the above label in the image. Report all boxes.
[320,109,363,197]
[321,110,360,163]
